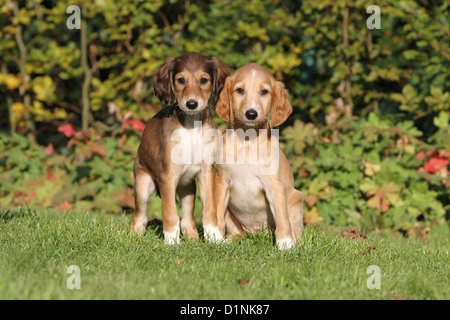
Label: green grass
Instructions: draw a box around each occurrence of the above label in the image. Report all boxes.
[0,208,448,300]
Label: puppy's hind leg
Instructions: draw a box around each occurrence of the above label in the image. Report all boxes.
[131,160,156,235]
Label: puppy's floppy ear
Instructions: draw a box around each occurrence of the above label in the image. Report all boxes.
[215,76,233,123]
[271,80,293,127]
[153,57,175,106]
[211,56,231,106]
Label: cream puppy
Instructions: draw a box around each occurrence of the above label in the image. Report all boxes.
[214,63,304,250]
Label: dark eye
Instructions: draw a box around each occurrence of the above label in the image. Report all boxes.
[261,89,269,95]
[236,88,244,94]
[200,77,209,85]
[177,77,185,85]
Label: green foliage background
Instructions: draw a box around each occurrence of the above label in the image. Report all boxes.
[0,0,449,238]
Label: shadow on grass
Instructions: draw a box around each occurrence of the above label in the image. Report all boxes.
[0,207,36,223]
[144,218,209,242]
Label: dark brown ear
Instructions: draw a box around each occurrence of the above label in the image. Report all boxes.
[211,56,231,106]
[153,57,175,106]
[271,80,293,127]
[215,76,233,123]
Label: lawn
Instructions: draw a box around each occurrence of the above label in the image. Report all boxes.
[0,208,448,300]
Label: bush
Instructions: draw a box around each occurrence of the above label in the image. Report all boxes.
[283,111,449,238]
[0,115,142,213]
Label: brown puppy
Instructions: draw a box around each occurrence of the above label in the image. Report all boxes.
[214,63,303,250]
[131,52,230,244]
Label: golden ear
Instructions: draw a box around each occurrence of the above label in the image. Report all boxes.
[271,80,292,127]
[153,57,175,106]
[215,76,233,123]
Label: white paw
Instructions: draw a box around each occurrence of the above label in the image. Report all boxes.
[277,238,295,250]
[203,225,224,243]
[164,226,180,245]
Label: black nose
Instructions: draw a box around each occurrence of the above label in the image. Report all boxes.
[186,99,198,110]
[245,109,258,120]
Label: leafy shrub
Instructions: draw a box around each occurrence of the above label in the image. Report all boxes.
[0,114,143,213]
[283,111,449,238]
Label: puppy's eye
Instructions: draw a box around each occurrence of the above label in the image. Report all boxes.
[260,89,269,95]
[236,88,245,94]
[200,77,209,85]
[177,77,185,85]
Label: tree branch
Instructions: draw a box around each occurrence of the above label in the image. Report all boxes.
[81,7,92,131]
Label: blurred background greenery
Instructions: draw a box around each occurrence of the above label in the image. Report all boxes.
[0,0,448,238]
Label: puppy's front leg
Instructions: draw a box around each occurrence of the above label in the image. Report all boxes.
[214,170,231,237]
[159,178,181,245]
[198,165,223,242]
[263,177,295,250]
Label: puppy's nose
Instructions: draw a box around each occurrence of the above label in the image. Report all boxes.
[245,109,258,120]
[186,99,198,110]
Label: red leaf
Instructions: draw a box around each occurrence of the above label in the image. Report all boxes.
[438,151,450,159]
[122,119,145,131]
[85,140,106,159]
[57,201,72,211]
[399,137,408,146]
[305,193,318,207]
[414,151,426,160]
[423,157,449,174]
[44,144,55,155]
[118,134,126,153]
[46,167,56,182]
[58,124,77,138]
[380,197,390,213]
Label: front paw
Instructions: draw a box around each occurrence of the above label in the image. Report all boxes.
[203,225,224,243]
[164,226,181,245]
[131,219,147,235]
[277,238,295,250]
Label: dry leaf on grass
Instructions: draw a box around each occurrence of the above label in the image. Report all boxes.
[238,279,250,286]
[339,229,367,240]
[362,241,384,255]
[386,291,415,300]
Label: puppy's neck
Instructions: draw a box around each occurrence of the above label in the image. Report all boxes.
[231,122,271,137]
[177,109,210,129]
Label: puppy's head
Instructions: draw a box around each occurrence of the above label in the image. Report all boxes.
[216,63,292,129]
[153,52,230,114]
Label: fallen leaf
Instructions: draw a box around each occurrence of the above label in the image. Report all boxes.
[362,241,383,255]
[386,291,415,300]
[362,246,377,255]
[340,229,367,241]
[175,259,182,267]
[238,279,250,286]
